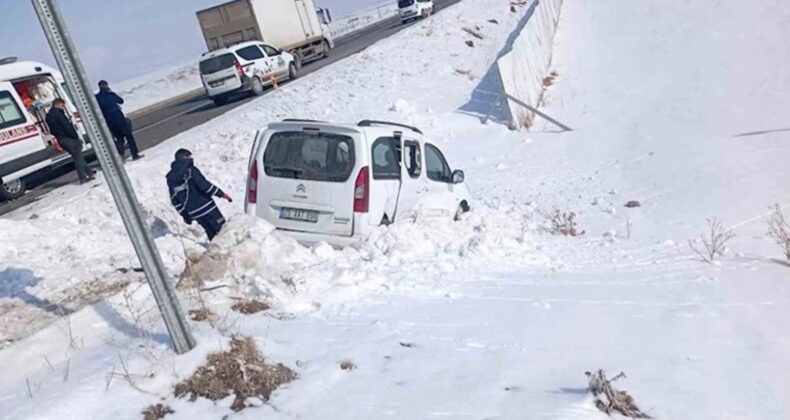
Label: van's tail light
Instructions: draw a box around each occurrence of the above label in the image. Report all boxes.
[354,166,369,213]
[235,60,244,77]
[247,161,259,204]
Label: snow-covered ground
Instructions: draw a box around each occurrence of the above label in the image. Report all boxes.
[2,0,790,419]
[113,62,201,114]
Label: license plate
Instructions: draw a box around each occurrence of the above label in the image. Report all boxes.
[210,81,224,88]
[280,208,319,223]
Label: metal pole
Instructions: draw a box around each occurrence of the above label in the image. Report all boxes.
[505,93,572,131]
[31,0,196,354]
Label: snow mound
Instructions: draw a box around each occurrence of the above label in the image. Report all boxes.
[188,202,548,314]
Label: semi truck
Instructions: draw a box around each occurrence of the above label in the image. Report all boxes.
[196,0,334,69]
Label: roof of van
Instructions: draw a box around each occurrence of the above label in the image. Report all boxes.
[0,60,62,83]
[200,41,261,60]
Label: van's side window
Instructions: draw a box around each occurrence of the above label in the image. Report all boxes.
[425,143,452,183]
[0,91,27,130]
[372,137,400,180]
[404,141,421,178]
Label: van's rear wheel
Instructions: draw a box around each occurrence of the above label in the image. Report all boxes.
[251,77,264,96]
[0,178,26,201]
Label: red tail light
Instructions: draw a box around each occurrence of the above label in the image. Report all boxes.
[247,161,259,204]
[235,60,244,77]
[354,166,369,213]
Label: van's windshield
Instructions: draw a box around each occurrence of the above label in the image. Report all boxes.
[398,0,415,8]
[199,53,236,75]
[263,131,355,182]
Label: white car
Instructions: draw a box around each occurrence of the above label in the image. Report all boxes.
[398,0,434,24]
[244,119,471,247]
[199,41,298,106]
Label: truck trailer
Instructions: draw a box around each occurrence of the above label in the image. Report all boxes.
[196,0,334,68]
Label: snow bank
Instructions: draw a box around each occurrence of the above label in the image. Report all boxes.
[113,63,201,114]
[329,1,398,39]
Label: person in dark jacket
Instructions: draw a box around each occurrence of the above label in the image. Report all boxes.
[96,80,143,161]
[45,98,94,183]
[167,149,232,240]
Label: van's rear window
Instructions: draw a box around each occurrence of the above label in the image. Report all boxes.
[0,91,26,130]
[199,54,236,74]
[263,131,355,182]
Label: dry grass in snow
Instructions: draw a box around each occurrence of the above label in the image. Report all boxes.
[174,337,295,412]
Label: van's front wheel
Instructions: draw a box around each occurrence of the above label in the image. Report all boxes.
[0,178,26,201]
[288,62,298,80]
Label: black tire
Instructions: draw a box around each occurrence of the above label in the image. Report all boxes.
[0,178,26,201]
[321,40,331,58]
[212,95,228,107]
[288,62,298,80]
[291,52,303,70]
[251,77,264,96]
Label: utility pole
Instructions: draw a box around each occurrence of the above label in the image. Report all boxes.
[31,0,196,354]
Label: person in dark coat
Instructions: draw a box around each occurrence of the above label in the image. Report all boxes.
[46,98,94,183]
[96,80,143,161]
[167,149,232,240]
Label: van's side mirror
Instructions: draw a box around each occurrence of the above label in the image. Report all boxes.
[452,170,465,184]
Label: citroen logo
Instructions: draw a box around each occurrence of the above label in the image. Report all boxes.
[296,184,306,193]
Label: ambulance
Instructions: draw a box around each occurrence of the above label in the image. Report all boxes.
[0,57,90,200]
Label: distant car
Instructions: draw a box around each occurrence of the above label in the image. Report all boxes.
[199,41,298,106]
[244,119,471,247]
[398,0,434,24]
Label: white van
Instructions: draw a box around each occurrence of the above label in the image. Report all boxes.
[398,0,434,24]
[0,58,89,200]
[244,119,471,247]
[199,41,298,106]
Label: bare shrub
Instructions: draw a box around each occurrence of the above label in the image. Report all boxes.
[142,404,174,420]
[688,218,735,263]
[188,308,215,323]
[231,299,270,315]
[545,208,585,236]
[340,360,356,371]
[174,337,296,412]
[767,204,790,261]
[586,370,651,418]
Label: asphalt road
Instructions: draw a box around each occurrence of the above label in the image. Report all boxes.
[0,0,459,216]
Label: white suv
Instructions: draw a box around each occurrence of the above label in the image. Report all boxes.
[199,41,298,106]
[244,119,471,247]
[398,0,434,24]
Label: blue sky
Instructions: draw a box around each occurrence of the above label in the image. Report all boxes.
[1,0,382,82]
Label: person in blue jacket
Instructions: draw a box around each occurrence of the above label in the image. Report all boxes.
[96,80,143,161]
[166,149,232,240]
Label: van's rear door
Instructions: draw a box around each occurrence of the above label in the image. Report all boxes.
[0,82,47,176]
[199,53,241,90]
[255,124,359,236]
